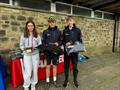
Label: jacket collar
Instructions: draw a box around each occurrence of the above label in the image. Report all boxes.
[65,24,76,31]
[48,26,58,31]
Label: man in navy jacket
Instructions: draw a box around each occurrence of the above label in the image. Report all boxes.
[42,16,62,88]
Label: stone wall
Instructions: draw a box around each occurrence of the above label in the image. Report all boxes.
[0,5,115,57]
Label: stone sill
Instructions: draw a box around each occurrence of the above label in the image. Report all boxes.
[0,3,114,21]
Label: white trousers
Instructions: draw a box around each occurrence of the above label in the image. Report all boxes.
[23,53,39,88]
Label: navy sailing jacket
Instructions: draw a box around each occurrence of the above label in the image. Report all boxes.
[63,25,83,46]
[42,26,62,46]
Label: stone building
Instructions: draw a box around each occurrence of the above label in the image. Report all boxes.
[0,0,119,58]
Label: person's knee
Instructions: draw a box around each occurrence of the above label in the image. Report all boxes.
[64,68,69,73]
[25,71,32,78]
[24,67,32,75]
[64,64,69,69]
[46,65,51,68]
[33,67,38,74]
[53,65,57,68]
[73,65,78,70]
[73,69,78,73]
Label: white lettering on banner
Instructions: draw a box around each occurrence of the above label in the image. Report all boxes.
[59,54,64,63]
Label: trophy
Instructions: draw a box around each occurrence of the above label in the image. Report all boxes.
[25,47,33,53]
[66,41,86,55]
[36,43,63,55]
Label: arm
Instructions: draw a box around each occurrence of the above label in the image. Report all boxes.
[42,30,46,45]
[62,30,65,46]
[19,34,25,51]
[58,31,62,46]
[37,35,42,46]
[78,29,83,44]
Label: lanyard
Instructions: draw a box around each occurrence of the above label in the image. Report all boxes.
[28,36,33,47]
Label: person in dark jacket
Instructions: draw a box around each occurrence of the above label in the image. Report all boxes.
[63,16,83,88]
[42,16,62,88]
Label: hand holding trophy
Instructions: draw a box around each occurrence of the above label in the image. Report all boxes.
[25,47,35,53]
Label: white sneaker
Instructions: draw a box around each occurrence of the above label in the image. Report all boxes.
[24,87,29,90]
[31,85,36,90]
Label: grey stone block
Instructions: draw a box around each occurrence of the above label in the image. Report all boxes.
[5,21,9,24]
[28,17,34,21]
[11,21,20,26]
[11,38,17,42]
[0,30,6,36]
[0,37,8,42]
[17,16,26,21]
[2,25,9,28]
[10,15,16,20]
[12,26,18,32]
[2,15,8,20]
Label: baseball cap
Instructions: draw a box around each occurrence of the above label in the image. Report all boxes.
[48,16,56,22]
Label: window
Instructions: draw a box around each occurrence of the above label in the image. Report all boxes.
[20,0,50,11]
[94,11,102,18]
[0,0,9,4]
[73,6,91,17]
[104,13,114,20]
[56,3,71,14]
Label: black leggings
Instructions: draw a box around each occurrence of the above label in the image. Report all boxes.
[64,51,78,81]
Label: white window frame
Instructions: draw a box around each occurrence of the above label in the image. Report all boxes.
[0,0,11,5]
[9,0,13,5]
[55,1,72,14]
[94,10,103,19]
[0,0,114,20]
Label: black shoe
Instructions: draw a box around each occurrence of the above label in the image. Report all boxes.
[73,81,79,88]
[63,80,69,88]
[45,82,50,90]
[53,81,59,87]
